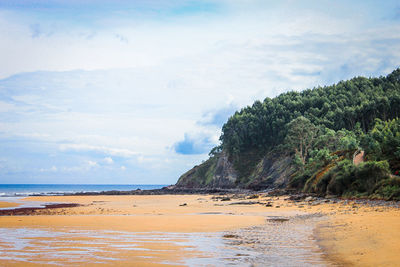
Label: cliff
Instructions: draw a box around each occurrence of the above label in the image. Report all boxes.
[176,152,296,190]
[176,152,237,188]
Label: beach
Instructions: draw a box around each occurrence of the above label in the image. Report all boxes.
[0,201,20,208]
[0,194,399,266]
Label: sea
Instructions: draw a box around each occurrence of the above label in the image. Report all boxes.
[0,184,167,197]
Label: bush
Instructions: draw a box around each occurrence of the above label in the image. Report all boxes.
[288,171,312,189]
[372,177,400,200]
[325,160,390,196]
[353,160,390,193]
[326,159,356,195]
[314,169,334,194]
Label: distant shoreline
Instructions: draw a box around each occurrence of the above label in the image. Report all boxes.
[0,184,167,197]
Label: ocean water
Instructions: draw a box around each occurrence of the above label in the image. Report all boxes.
[0,184,167,197]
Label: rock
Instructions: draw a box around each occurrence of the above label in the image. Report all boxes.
[223,234,239,239]
[179,203,187,206]
[265,202,273,207]
[221,197,231,201]
[267,217,289,222]
[229,201,261,205]
[175,152,238,188]
[247,194,259,199]
[304,196,314,202]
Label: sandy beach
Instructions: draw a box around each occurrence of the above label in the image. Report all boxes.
[0,194,399,266]
[0,201,20,208]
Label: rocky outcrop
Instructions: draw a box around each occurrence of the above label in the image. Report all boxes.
[176,152,237,188]
[245,155,295,190]
[210,153,238,188]
[176,152,296,190]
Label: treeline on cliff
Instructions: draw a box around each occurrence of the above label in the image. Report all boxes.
[178,68,400,200]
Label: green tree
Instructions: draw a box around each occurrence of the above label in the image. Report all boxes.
[285,116,318,165]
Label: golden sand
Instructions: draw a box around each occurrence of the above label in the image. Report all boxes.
[263,197,400,267]
[0,201,20,208]
[316,205,400,266]
[0,194,399,266]
[11,195,268,232]
[0,195,270,266]
[266,198,400,267]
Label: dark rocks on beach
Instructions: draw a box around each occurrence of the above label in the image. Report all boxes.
[267,217,289,222]
[179,203,187,206]
[0,203,80,216]
[63,186,399,208]
[71,187,250,196]
[325,195,336,199]
[229,201,262,205]
[304,196,315,202]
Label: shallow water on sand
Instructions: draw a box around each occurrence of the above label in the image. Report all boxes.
[0,214,329,266]
[220,213,330,266]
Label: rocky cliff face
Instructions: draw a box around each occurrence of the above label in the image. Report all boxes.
[175,152,237,188]
[176,152,295,190]
[245,155,296,190]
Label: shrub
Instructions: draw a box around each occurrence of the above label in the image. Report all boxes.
[353,160,390,193]
[326,159,356,195]
[372,177,400,200]
[324,160,390,196]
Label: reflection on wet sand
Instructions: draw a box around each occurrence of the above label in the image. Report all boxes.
[0,214,328,266]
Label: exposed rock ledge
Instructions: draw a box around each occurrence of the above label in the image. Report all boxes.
[175,152,296,190]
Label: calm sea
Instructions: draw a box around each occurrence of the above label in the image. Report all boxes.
[0,184,167,197]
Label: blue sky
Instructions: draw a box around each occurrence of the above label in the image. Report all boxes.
[0,0,400,184]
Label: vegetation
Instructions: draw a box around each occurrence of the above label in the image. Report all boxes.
[176,156,219,187]
[208,68,400,199]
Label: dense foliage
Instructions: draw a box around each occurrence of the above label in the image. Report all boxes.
[216,68,400,199]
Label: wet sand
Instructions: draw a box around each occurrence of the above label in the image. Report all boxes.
[0,194,399,266]
[0,200,20,208]
[315,201,400,266]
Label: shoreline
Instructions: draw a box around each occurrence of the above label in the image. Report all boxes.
[0,203,80,215]
[0,201,20,209]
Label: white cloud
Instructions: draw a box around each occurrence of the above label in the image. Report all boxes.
[87,160,98,167]
[61,160,98,172]
[59,144,137,158]
[40,166,58,172]
[103,157,113,164]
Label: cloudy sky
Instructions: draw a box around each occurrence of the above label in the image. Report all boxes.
[0,0,400,184]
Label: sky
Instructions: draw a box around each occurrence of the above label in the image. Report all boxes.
[0,0,400,184]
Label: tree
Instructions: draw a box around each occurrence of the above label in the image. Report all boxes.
[285,116,318,165]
